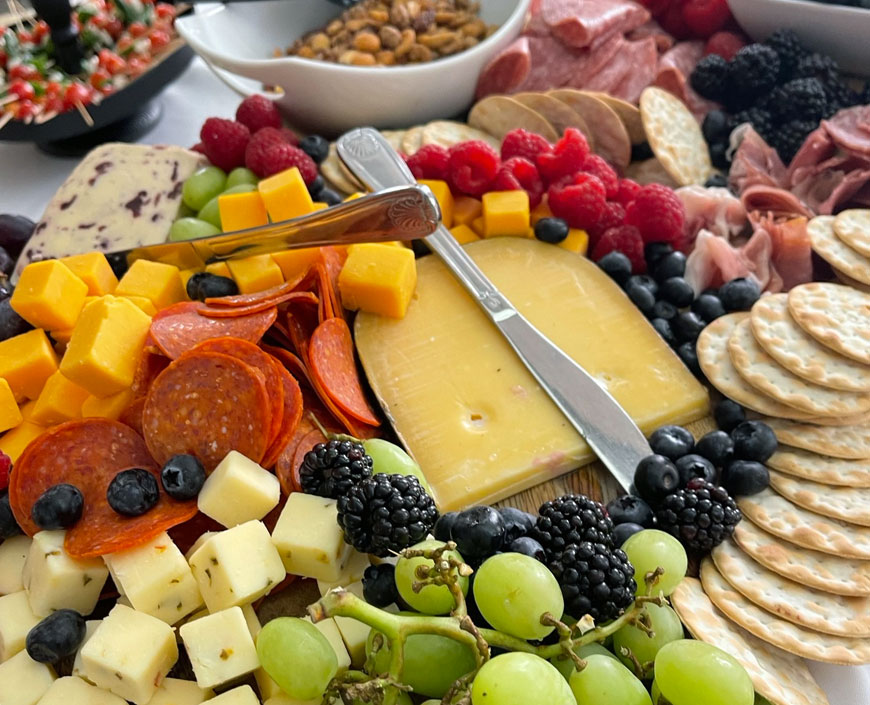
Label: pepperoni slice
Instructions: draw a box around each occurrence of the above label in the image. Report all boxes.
[142,351,272,472]
[203,269,310,308]
[262,344,312,387]
[131,351,170,397]
[118,397,145,436]
[198,291,319,319]
[149,302,277,359]
[319,247,347,317]
[261,365,303,469]
[276,428,326,495]
[8,419,197,559]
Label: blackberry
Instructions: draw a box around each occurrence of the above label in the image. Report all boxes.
[824,79,859,116]
[730,45,780,105]
[764,29,806,81]
[655,479,741,553]
[773,119,817,164]
[531,494,614,559]
[690,54,731,102]
[795,53,840,84]
[299,439,373,499]
[771,79,828,123]
[549,542,636,624]
[732,107,775,143]
[336,473,438,557]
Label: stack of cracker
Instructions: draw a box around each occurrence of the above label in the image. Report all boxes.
[693,281,870,679]
[809,212,870,292]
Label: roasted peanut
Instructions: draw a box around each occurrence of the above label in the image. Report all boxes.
[354,31,382,53]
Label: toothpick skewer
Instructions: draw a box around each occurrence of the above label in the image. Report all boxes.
[0,94,18,106]
[35,109,57,124]
[75,100,94,126]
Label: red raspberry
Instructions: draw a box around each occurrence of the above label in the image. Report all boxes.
[280,127,300,146]
[191,142,207,155]
[406,144,450,181]
[447,140,501,197]
[592,225,646,273]
[0,451,10,491]
[200,118,250,172]
[492,157,544,208]
[588,201,626,246]
[704,31,746,61]
[235,94,282,134]
[250,126,288,149]
[547,172,607,230]
[536,128,591,185]
[682,0,732,39]
[614,178,642,208]
[624,184,686,248]
[501,129,553,163]
[580,154,619,199]
[246,140,318,182]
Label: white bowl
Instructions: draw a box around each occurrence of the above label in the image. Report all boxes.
[729,0,870,76]
[176,0,531,135]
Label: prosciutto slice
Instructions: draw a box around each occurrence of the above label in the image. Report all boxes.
[729,127,788,193]
[525,0,650,49]
[677,185,747,244]
[740,185,813,220]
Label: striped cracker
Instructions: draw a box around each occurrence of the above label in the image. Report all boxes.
[833,209,870,258]
[768,469,870,527]
[767,446,870,486]
[789,282,870,365]
[755,416,870,459]
[733,519,870,596]
[809,215,870,285]
[700,558,870,664]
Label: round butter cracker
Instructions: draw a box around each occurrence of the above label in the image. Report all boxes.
[420,121,499,151]
[322,143,362,195]
[401,125,426,155]
[548,89,631,168]
[834,208,870,258]
[809,215,870,285]
[768,469,870,527]
[768,445,870,485]
[512,93,593,147]
[468,95,559,143]
[584,91,645,145]
[757,416,870,459]
[379,129,407,153]
[788,282,870,365]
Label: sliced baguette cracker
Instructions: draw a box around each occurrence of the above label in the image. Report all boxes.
[548,89,631,168]
[468,95,559,142]
[768,469,870,527]
[585,91,645,145]
[756,416,870,460]
[788,282,870,365]
[512,93,593,146]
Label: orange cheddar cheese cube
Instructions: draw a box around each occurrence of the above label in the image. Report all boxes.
[116,260,185,310]
[0,329,59,401]
[60,296,152,398]
[453,196,482,227]
[226,255,284,294]
[205,262,232,278]
[258,167,314,223]
[0,379,22,433]
[418,180,454,228]
[0,420,46,462]
[449,224,481,245]
[271,248,321,281]
[121,295,158,316]
[559,229,589,255]
[482,190,530,238]
[530,199,553,225]
[81,388,135,421]
[344,192,364,201]
[219,191,269,232]
[312,202,329,212]
[60,252,118,295]
[179,269,199,295]
[11,260,89,331]
[31,370,90,425]
[471,216,485,236]
[339,244,416,319]
[19,400,36,420]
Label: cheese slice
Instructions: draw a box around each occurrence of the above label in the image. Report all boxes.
[355,238,709,510]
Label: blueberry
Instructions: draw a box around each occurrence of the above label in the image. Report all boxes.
[0,491,21,539]
[534,217,570,244]
[672,311,706,343]
[675,453,717,486]
[307,174,325,197]
[31,484,84,530]
[693,430,735,467]
[26,609,86,663]
[499,507,536,544]
[0,247,13,276]
[677,341,702,377]
[651,318,677,347]
[709,142,730,170]
[0,276,12,302]
[721,460,770,496]
[161,454,206,501]
[644,242,674,268]
[660,277,695,308]
[0,298,33,342]
[606,495,654,528]
[731,421,778,462]
[649,425,695,460]
[362,563,399,608]
[719,277,761,311]
[625,276,658,316]
[613,522,645,546]
[704,173,729,189]
[106,468,160,517]
[702,110,732,144]
[652,300,678,320]
[187,273,239,301]
[509,536,547,562]
[652,251,687,282]
[434,511,459,542]
[597,251,632,286]
[632,142,654,161]
[319,187,343,206]
[299,135,330,164]
[691,293,726,323]
[714,399,746,432]
[634,454,681,503]
[450,506,505,560]
[631,275,659,295]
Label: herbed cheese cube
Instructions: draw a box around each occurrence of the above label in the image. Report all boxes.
[184,532,219,561]
[303,617,350,674]
[80,604,178,705]
[188,520,285,613]
[316,549,370,595]
[271,494,351,582]
[103,532,202,624]
[207,685,259,705]
[141,677,213,705]
[241,603,261,639]
[0,590,40,662]
[0,534,32,594]
[71,619,101,681]
[197,451,280,528]
[36,675,127,705]
[331,581,369,668]
[179,606,259,689]
[22,531,108,617]
[0,649,56,705]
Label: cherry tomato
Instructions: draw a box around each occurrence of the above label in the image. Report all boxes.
[117,36,134,54]
[90,68,111,90]
[105,17,124,39]
[0,51,7,69]
[149,29,170,51]
[128,21,148,37]
[127,56,150,77]
[156,3,176,19]
[44,96,64,114]
[98,48,126,74]
[9,64,39,81]
[9,80,35,101]
[33,21,49,41]
[17,30,33,44]
[44,81,63,97]
[15,101,36,119]
[63,82,92,109]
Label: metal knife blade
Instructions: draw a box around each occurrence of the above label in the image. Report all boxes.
[337,128,651,492]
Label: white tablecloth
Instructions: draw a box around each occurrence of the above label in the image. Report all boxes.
[0,56,868,705]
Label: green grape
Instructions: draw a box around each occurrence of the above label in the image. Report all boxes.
[177,201,197,218]
[755,695,773,705]
[168,217,221,242]
[256,617,338,700]
[651,680,662,705]
[654,640,754,705]
[613,603,684,673]
[198,184,257,229]
[182,166,227,211]
[621,530,688,597]
[366,620,477,698]
[569,654,652,705]
[364,438,433,494]
[395,539,468,615]
[473,552,563,640]
[471,652,576,705]
[351,694,411,705]
[551,642,618,680]
[226,167,259,189]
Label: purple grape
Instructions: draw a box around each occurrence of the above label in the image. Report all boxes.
[0,214,35,259]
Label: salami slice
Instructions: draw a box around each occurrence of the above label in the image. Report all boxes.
[142,351,272,471]
[261,365,304,469]
[149,302,277,359]
[203,269,310,308]
[9,419,197,559]
[198,291,319,319]
[118,397,145,436]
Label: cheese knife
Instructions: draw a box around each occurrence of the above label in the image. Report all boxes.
[337,128,651,493]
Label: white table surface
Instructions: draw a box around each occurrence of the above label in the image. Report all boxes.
[0,56,868,705]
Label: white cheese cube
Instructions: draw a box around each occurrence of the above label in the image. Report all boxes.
[303,617,351,674]
[103,532,203,625]
[22,531,107,617]
[184,532,219,561]
[35,676,126,705]
[71,620,101,682]
[331,582,370,668]
[0,535,32,594]
[241,603,261,639]
[179,606,259,689]
[80,604,178,704]
[254,667,285,701]
[0,649,56,705]
[188,521,285,613]
[316,549,370,595]
[0,590,40,662]
[205,685,258,705]
[142,678,213,705]
[263,696,322,705]
[271,494,351,582]
[197,451,280,528]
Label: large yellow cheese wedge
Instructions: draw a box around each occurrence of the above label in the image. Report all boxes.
[355,239,709,511]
